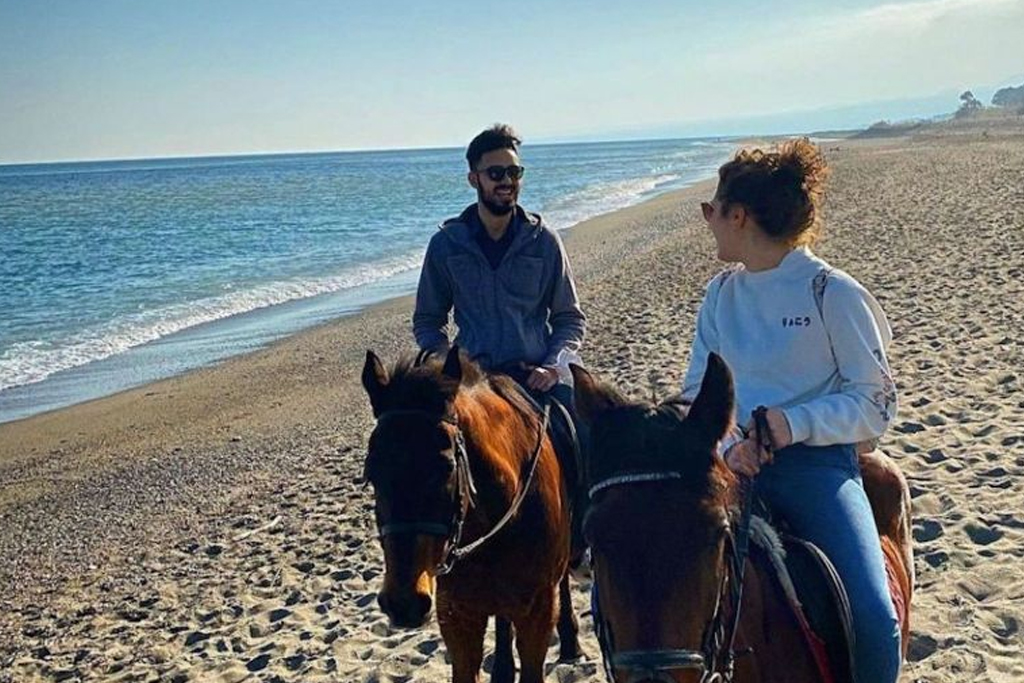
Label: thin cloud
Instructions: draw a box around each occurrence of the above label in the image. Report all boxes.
[855,0,1021,31]
[680,0,1024,108]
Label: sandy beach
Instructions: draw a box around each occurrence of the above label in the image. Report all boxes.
[2,121,1023,682]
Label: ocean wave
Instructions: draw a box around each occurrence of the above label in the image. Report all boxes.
[542,173,683,230]
[0,251,424,392]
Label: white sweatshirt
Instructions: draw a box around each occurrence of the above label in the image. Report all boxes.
[681,248,897,447]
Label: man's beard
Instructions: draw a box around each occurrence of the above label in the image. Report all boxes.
[478,185,516,216]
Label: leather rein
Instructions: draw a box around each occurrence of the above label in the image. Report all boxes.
[371,402,550,576]
[590,406,774,683]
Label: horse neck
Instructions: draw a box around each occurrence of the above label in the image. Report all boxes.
[455,387,540,517]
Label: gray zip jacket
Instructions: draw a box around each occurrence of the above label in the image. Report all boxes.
[413,204,586,371]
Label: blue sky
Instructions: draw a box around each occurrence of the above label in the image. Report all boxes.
[1,0,1022,163]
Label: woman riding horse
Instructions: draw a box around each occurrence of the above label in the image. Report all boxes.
[681,138,902,683]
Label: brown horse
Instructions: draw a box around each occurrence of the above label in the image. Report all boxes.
[361,346,580,683]
[570,355,913,683]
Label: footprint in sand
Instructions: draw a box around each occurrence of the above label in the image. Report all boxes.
[246,653,271,672]
[913,519,943,543]
[284,653,307,671]
[184,631,210,647]
[922,550,949,568]
[964,521,1004,545]
[990,613,1019,642]
[980,466,1008,477]
[920,448,947,464]
[269,608,291,623]
[958,575,999,602]
[895,421,925,434]
[907,632,938,662]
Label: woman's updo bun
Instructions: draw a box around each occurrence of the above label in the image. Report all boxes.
[716,137,831,246]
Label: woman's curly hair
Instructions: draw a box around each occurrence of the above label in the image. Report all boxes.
[715,137,831,246]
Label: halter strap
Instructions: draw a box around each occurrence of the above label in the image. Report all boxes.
[371,403,549,576]
[376,408,458,426]
[588,471,684,499]
[591,406,776,683]
[441,403,549,571]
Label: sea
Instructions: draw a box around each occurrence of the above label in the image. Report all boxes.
[0,138,735,423]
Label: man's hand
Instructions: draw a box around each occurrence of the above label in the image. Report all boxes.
[526,365,559,392]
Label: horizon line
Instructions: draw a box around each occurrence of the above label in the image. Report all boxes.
[0,128,864,168]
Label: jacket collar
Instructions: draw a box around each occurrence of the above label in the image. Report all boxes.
[439,203,543,253]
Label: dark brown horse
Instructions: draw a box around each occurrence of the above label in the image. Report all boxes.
[571,355,913,683]
[361,346,579,683]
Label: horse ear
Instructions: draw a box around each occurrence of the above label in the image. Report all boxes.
[442,345,462,383]
[571,364,618,423]
[687,353,735,443]
[362,350,389,414]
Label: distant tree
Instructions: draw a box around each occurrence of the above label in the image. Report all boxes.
[992,84,1024,108]
[955,90,983,118]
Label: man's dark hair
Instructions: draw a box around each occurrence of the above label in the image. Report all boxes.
[466,124,521,170]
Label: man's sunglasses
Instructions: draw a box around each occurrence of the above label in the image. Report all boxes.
[478,165,525,182]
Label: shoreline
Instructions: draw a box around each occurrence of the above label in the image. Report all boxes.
[3,130,1023,682]
[0,168,722,427]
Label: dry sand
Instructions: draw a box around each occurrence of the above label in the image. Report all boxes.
[1,124,1023,682]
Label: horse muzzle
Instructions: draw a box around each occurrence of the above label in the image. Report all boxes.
[378,588,434,629]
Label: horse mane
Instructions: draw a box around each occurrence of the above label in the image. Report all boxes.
[386,352,543,429]
[585,386,736,508]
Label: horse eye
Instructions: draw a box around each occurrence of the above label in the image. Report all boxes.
[435,457,455,482]
[433,429,454,452]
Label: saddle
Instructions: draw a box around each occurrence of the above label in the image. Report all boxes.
[748,515,856,683]
[506,381,588,561]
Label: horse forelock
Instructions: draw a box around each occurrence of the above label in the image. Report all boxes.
[382,352,486,411]
[384,354,543,445]
[586,397,731,504]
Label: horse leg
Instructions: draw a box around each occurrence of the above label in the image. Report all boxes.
[513,588,558,683]
[492,617,515,683]
[438,600,488,683]
[556,572,580,661]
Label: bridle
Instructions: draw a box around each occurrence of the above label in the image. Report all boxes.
[370,402,550,576]
[589,406,774,683]
[588,470,740,683]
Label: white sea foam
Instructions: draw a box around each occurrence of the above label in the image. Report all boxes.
[542,173,683,231]
[0,251,424,392]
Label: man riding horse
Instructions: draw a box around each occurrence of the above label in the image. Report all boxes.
[412,123,586,409]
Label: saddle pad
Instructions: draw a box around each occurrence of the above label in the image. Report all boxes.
[782,535,856,683]
[748,516,856,683]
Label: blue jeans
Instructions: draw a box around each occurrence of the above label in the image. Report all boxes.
[757,443,901,683]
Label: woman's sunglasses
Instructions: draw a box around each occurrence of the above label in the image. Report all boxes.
[701,201,715,221]
[479,165,525,182]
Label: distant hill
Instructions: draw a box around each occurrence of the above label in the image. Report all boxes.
[853,108,1022,140]
[852,120,927,139]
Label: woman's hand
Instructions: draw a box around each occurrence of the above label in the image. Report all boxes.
[763,408,793,450]
[724,438,769,478]
[744,408,793,452]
